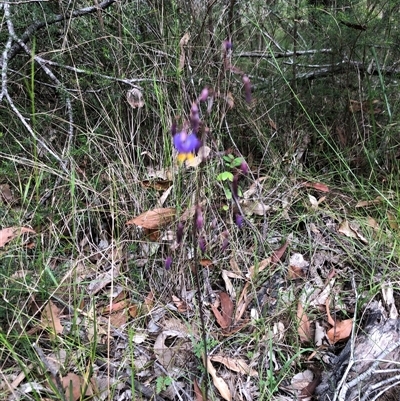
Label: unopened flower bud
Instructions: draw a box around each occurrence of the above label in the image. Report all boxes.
[223,40,233,51]
[240,161,249,175]
[198,88,209,102]
[176,221,184,244]
[232,174,239,200]
[190,102,200,133]
[195,205,203,230]
[171,121,177,136]
[242,75,252,104]
[165,256,172,270]
[221,231,229,252]
[235,214,244,228]
[199,237,206,254]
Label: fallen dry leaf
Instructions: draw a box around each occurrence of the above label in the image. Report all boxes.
[338,220,368,244]
[240,200,271,216]
[297,301,311,344]
[221,270,236,298]
[172,295,190,313]
[210,355,258,377]
[206,357,232,401]
[302,182,330,193]
[41,301,63,339]
[141,179,172,191]
[355,196,385,208]
[0,226,36,247]
[193,379,204,401]
[271,240,289,264]
[326,298,353,344]
[246,257,271,278]
[126,207,175,229]
[0,183,14,203]
[61,373,93,401]
[242,177,268,199]
[108,310,127,327]
[102,300,129,314]
[387,211,398,230]
[211,292,234,329]
[288,253,309,279]
[290,369,314,390]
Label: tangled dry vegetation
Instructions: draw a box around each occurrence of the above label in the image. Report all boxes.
[1,160,400,401]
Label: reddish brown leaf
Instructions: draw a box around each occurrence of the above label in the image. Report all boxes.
[326,298,353,344]
[0,226,36,248]
[102,300,128,314]
[271,240,289,264]
[302,181,330,193]
[211,292,234,329]
[193,379,204,401]
[128,304,138,318]
[172,295,190,313]
[126,208,175,229]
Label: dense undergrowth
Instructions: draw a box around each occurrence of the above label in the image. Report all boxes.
[1,1,400,400]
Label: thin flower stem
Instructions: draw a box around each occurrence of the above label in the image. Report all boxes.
[192,169,209,400]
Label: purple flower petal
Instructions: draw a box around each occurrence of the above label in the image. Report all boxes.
[173,131,201,153]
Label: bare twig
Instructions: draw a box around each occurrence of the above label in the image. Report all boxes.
[0,0,117,67]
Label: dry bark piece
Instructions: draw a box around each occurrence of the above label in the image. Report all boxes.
[316,301,400,400]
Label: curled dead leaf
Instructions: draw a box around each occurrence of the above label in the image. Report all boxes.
[126,88,145,109]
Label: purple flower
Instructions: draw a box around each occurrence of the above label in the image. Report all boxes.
[235,214,244,228]
[173,130,201,163]
[165,256,173,270]
[223,41,233,51]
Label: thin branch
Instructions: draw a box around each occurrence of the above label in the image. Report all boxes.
[238,48,333,59]
[0,0,117,67]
